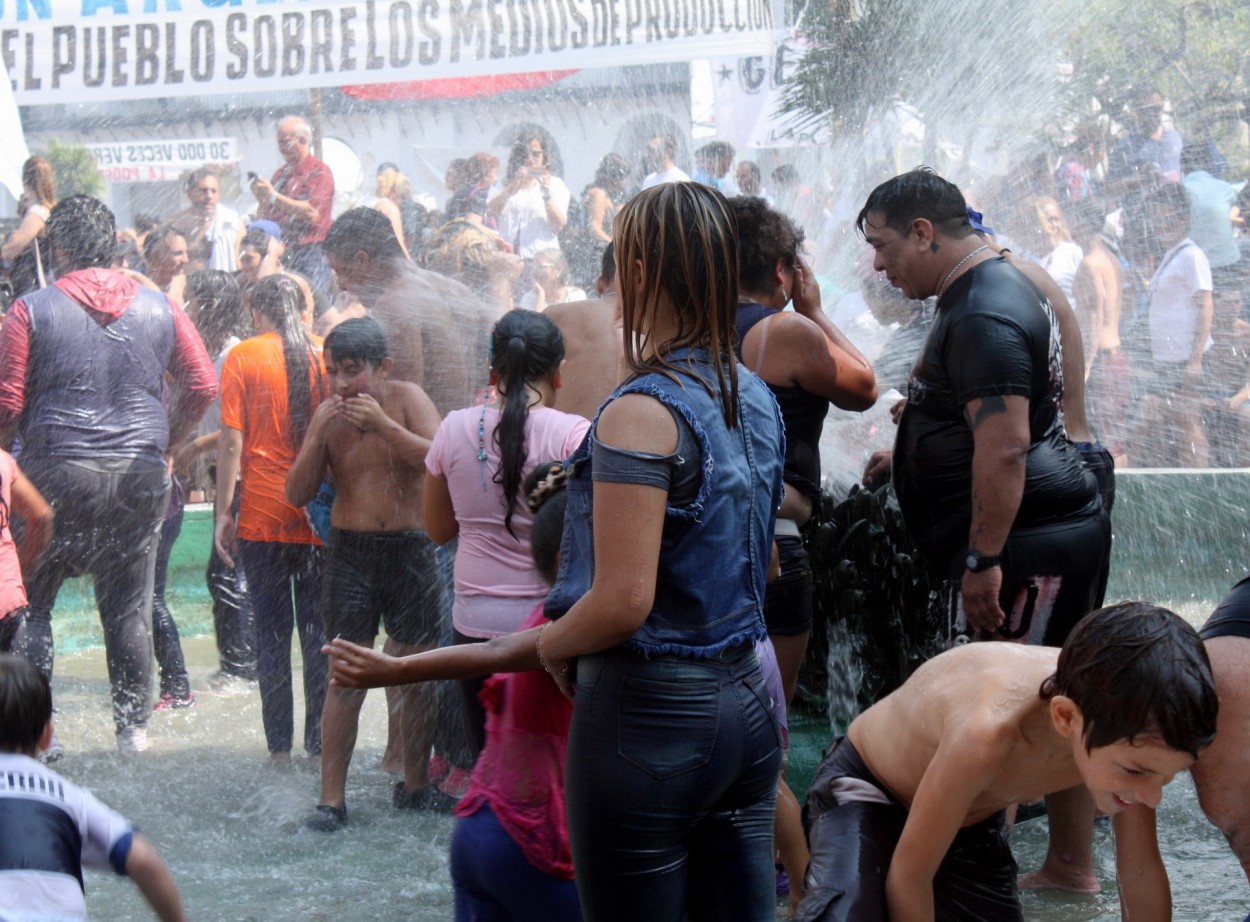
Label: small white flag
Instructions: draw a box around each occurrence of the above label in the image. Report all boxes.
[0,60,30,201]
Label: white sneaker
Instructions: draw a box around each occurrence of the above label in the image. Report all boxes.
[117,726,149,754]
[39,732,65,764]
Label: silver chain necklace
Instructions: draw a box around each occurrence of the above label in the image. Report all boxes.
[937,245,991,298]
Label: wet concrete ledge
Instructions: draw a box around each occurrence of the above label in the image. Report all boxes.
[49,471,1250,650]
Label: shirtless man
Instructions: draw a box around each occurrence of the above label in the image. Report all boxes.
[1191,576,1250,898]
[800,602,1217,922]
[1069,200,1128,465]
[322,207,494,415]
[286,317,450,829]
[545,243,626,420]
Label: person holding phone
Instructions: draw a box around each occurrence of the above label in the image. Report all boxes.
[249,117,335,299]
[487,135,570,260]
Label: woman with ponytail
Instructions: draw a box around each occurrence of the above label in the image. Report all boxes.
[214,273,329,769]
[424,309,589,755]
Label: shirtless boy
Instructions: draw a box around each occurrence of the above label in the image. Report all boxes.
[799,602,1218,922]
[286,317,449,830]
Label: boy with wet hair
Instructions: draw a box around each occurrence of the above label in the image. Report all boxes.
[0,654,188,921]
[799,601,1218,922]
[286,316,450,830]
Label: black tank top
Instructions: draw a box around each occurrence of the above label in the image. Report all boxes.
[735,302,829,499]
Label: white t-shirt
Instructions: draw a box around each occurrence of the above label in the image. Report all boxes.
[1147,239,1213,363]
[492,177,572,259]
[641,166,691,189]
[426,405,590,638]
[1041,240,1084,303]
[207,205,242,272]
[0,753,134,922]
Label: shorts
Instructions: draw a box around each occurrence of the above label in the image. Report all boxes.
[764,534,813,637]
[800,737,1022,922]
[321,529,447,648]
[943,507,1110,648]
[1086,348,1132,457]
[1212,261,1243,295]
[1144,359,1190,397]
[1201,574,1250,641]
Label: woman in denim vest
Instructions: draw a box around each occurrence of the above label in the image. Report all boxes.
[537,182,787,920]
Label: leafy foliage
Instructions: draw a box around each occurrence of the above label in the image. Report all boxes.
[41,138,103,200]
[781,0,1249,176]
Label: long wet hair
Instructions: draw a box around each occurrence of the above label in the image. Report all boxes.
[250,274,324,448]
[186,270,249,358]
[22,156,56,211]
[490,310,565,537]
[614,182,740,429]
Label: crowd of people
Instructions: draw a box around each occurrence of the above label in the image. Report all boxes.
[0,93,1248,922]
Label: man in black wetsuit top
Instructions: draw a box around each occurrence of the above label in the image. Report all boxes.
[857,168,1111,895]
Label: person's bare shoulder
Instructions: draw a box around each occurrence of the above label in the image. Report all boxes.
[906,643,1058,720]
[388,379,441,433]
[546,297,613,336]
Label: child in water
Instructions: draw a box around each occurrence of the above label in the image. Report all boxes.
[326,460,581,921]
[0,653,189,921]
[799,601,1218,922]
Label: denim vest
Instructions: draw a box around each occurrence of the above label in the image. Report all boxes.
[544,351,785,658]
[21,284,175,464]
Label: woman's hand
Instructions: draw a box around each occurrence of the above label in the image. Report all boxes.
[790,257,823,318]
[530,282,548,313]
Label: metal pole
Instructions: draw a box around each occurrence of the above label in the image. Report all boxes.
[309,88,324,160]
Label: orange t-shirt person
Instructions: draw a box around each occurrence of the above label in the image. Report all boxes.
[219,331,327,545]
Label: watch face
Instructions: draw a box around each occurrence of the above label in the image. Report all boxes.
[966,553,979,571]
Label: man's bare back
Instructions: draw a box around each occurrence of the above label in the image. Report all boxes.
[545,295,627,420]
[370,263,495,416]
[849,643,1077,825]
[323,380,441,532]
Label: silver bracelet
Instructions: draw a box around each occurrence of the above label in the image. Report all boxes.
[536,621,568,677]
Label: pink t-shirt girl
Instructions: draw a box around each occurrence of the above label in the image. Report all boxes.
[426,405,589,638]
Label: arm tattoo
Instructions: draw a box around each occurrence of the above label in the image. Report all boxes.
[968,395,1008,432]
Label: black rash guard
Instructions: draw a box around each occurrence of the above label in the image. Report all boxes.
[892,256,1098,567]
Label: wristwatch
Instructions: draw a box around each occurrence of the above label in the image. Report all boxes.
[965,549,1002,573]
